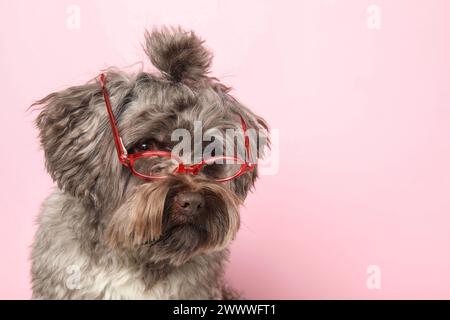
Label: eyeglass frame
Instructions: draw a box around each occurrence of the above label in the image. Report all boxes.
[99,73,256,182]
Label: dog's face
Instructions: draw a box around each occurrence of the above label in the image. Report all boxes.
[35,27,268,266]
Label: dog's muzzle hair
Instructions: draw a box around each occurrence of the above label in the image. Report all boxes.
[106,174,241,265]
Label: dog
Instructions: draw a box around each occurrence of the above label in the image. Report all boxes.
[31,27,268,299]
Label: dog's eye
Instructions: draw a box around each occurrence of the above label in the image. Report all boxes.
[139,142,151,151]
[131,140,156,153]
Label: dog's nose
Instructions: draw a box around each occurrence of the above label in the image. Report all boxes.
[175,192,205,216]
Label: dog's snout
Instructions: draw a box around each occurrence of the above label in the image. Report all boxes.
[175,192,205,215]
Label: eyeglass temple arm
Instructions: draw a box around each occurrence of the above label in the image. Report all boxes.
[99,73,129,164]
[239,114,255,167]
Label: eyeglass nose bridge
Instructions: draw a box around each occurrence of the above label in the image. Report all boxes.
[177,163,203,175]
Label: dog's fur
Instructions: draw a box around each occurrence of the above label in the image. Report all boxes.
[31,27,268,299]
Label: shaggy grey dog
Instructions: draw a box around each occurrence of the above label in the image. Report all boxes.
[31,27,268,299]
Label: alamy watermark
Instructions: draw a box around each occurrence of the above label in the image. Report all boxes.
[366,265,381,290]
[168,121,279,176]
[66,5,81,30]
[366,4,382,30]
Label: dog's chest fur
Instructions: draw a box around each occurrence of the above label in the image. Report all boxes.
[31,190,227,299]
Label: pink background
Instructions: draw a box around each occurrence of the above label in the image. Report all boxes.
[2,0,450,299]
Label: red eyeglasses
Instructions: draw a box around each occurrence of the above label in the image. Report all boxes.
[99,73,256,182]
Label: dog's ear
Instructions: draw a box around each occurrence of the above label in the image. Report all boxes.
[144,27,213,83]
[34,72,132,207]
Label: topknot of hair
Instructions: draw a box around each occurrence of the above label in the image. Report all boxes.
[144,27,213,83]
